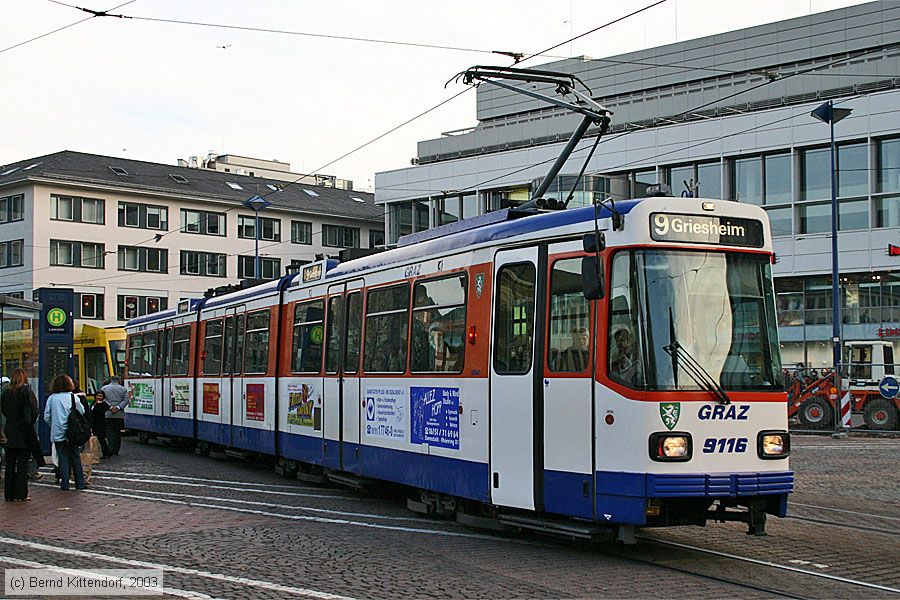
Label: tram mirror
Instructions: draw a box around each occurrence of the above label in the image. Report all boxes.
[581,256,605,300]
[582,232,606,253]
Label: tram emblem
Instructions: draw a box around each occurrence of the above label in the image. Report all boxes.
[659,402,681,430]
[475,273,485,298]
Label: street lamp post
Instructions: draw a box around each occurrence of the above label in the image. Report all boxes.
[242,195,271,279]
[810,100,852,430]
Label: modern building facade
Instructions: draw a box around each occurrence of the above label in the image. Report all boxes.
[0,151,383,327]
[375,1,900,369]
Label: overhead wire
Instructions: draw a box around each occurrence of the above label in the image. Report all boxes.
[0,0,137,56]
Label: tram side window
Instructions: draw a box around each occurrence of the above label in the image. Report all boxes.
[158,328,170,376]
[608,252,645,387]
[548,259,591,373]
[234,314,245,374]
[493,263,536,375]
[141,332,158,377]
[292,300,324,373]
[344,292,362,374]
[127,334,143,376]
[203,319,224,375]
[222,316,235,375]
[170,325,191,376]
[410,274,467,373]
[244,310,269,374]
[363,283,409,373]
[325,296,344,374]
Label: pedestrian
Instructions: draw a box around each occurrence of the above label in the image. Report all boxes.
[91,390,111,459]
[1,369,40,501]
[69,378,101,485]
[43,374,86,491]
[100,377,127,456]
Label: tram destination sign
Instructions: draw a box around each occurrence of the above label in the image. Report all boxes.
[650,213,764,248]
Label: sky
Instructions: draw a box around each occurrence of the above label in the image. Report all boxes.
[0,0,872,192]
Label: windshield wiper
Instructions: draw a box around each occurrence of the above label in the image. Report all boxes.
[663,309,731,405]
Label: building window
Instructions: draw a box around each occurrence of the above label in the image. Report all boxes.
[323,224,360,248]
[875,195,900,228]
[877,138,900,193]
[369,229,385,248]
[118,202,168,230]
[666,161,721,198]
[765,206,793,237]
[76,293,104,320]
[180,209,225,236]
[238,255,281,280]
[0,194,24,224]
[798,203,830,234]
[180,250,226,277]
[0,239,23,268]
[50,239,104,269]
[838,198,869,231]
[117,246,168,273]
[51,195,105,224]
[837,142,868,197]
[389,202,413,243]
[291,220,312,244]
[238,215,280,241]
[117,295,168,321]
[731,157,762,205]
[764,153,792,204]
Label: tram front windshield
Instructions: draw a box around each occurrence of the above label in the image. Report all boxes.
[608,249,782,391]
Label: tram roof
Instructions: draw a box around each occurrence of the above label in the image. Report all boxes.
[325,199,642,279]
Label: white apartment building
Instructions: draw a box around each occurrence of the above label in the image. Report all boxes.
[375,1,900,368]
[0,150,383,327]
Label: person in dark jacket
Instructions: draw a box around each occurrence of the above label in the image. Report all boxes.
[91,390,111,459]
[1,368,39,501]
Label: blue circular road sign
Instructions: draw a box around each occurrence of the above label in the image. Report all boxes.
[879,375,900,399]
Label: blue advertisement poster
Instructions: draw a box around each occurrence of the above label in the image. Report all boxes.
[410,386,460,450]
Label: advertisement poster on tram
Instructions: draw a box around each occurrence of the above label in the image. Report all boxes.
[129,382,154,410]
[172,383,190,413]
[202,383,219,415]
[287,383,316,427]
[410,386,460,450]
[364,386,406,441]
[245,383,265,421]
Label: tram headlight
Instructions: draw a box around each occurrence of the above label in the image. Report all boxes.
[757,430,790,459]
[649,432,692,462]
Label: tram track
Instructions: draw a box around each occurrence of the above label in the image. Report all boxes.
[34,452,899,598]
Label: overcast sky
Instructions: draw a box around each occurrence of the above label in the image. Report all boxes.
[1,0,871,191]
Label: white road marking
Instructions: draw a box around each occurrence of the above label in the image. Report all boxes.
[31,485,502,540]
[790,502,900,522]
[0,555,221,599]
[645,537,900,594]
[85,476,360,500]
[86,483,434,523]
[86,469,320,491]
[0,538,354,599]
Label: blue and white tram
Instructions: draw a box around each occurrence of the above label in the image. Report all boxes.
[125,196,791,537]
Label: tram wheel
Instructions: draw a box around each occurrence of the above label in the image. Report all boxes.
[864,398,898,431]
[799,397,833,429]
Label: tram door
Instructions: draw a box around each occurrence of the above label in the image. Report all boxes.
[220,308,245,447]
[542,248,595,519]
[157,322,173,433]
[323,287,344,468]
[150,325,169,422]
[490,246,543,510]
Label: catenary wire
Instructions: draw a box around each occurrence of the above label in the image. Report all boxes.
[0,0,137,55]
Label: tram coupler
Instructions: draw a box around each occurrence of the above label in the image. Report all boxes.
[707,501,767,536]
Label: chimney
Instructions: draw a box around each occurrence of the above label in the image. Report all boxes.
[189,156,199,168]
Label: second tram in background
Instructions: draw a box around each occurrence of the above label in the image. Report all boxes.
[124,195,791,540]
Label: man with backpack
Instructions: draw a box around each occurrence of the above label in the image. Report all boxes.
[43,374,88,491]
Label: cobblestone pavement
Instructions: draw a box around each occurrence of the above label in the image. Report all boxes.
[0,434,897,599]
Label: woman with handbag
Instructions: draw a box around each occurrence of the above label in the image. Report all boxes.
[43,374,86,491]
[1,368,39,501]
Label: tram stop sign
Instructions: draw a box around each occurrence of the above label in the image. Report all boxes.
[879,375,900,399]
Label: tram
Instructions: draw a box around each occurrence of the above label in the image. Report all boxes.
[74,324,126,395]
[125,195,792,539]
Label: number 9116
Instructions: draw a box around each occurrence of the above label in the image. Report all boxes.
[702,437,748,453]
